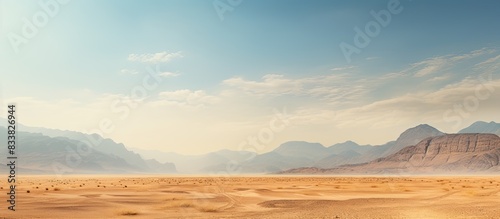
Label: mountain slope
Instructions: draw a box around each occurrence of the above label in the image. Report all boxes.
[0,120,176,173]
[0,128,139,174]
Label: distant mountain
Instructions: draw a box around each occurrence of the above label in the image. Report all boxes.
[381,124,444,157]
[237,128,440,173]
[239,151,315,173]
[314,141,368,168]
[0,127,163,174]
[459,121,500,135]
[0,121,176,174]
[13,125,163,170]
[273,141,330,160]
[5,116,497,175]
[133,142,329,174]
[131,148,257,173]
[281,134,500,174]
[237,141,335,173]
[314,151,361,169]
[327,141,372,154]
[131,125,449,173]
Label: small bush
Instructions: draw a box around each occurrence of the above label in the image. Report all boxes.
[117,210,139,216]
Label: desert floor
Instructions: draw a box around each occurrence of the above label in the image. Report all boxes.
[1,175,499,218]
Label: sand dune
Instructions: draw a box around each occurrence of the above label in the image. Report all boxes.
[2,175,499,218]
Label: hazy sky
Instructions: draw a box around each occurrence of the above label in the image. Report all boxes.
[1,0,500,154]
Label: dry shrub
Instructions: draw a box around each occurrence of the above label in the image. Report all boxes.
[195,204,219,212]
[116,209,139,216]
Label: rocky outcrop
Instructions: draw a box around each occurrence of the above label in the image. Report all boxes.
[280,134,500,175]
[366,134,500,172]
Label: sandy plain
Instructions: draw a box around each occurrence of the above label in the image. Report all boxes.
[2,175,499,218]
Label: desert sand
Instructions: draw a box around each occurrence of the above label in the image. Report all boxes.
[2,175,500,218]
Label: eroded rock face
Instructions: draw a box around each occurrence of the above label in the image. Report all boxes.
[416,133,500,153]
[280,134,500,174]
[376,134,500,172]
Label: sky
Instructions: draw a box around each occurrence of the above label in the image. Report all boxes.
[1,0,500,155]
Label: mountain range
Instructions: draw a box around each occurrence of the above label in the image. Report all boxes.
[1,119,499,174]
[133,121,500,174]
[0,118,176,174]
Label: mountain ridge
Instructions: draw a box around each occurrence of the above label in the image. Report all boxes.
[2,117,499,174]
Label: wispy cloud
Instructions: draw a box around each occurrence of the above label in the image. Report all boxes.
[152,89,219,108]
[403,48,494,77]
[222,74,304,96]
[128,51,183,63]
[159,71,180,78]
[222,73,378,107]
[427,73,451,82]
[412,58,446,77]
[331,66,355,71]
[475,54,500,71]
[331,74,500,130]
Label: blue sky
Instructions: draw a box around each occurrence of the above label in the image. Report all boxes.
[1,0,500,154]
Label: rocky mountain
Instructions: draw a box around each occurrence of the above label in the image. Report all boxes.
[381,124,444,157]
[281,134,500,174]
[314,124,443,169]
[459,121,500,135]
[367,133,500,173]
